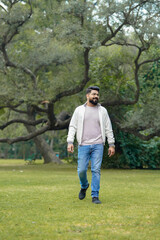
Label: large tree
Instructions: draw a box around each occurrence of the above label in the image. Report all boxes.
[0,0,160,162]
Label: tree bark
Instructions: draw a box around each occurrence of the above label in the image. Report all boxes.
[25,109,62,164]
[26,125,62,164]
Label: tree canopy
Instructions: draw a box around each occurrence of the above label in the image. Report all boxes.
[0,0,160,147]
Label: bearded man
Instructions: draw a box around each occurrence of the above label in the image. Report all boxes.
[67,86,115,204]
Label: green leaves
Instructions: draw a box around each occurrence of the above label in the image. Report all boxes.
[90,45,135,102]
[0,0,160,146]
[103,131,160,169]
[0,108,5,116]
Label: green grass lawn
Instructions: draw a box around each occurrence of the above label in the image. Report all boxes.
[0,159,160,240]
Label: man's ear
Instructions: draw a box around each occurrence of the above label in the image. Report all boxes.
[86,93,89,99]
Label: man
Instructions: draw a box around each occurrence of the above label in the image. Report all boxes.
[67,86,115,204]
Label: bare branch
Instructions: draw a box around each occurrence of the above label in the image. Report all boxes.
[0,125,49,144]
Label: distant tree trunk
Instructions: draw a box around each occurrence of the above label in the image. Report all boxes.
[25,111,62,164]
[50,137,54,149]
[26,125,61,164]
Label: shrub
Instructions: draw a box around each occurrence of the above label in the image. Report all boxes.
[102,131,160,169]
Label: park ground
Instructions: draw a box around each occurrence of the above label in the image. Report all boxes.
[0,159,160,240]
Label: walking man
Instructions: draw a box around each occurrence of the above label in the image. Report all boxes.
[67,86,115,204]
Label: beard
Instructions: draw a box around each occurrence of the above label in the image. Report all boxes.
[89,98,98,105]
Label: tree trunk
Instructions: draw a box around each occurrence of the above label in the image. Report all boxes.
[25,124,62,164]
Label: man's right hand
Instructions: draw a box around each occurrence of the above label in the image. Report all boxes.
[67,144,74,153]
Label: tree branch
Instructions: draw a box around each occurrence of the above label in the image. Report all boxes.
[0,125,49,144]
[101,0,151,46]
[34,59,72,75]
[103,43,159,107]
[51,48,90,103]
[1,43,37,86]
[2,1,32,45]
[8,0,19,9]
[119,126,160,141]
[10,108,28,114]
[133,131,160,141]
[33,105,48,113]
[0,118,47,130]
[101,98,137,107]
[53,117,71,130]
[0,101,24,110]
[0,1,36,87]
[102,47,143,107]
[104,40,141,50]
[47,103,56,128]
[101,22,126,46]
[139,57,160,67]
[52,111,71,130]
[0,2,8,12]
[112,115,160,141]
[130,1,148,12]
[106,16,114,35]
[0,101,28,114]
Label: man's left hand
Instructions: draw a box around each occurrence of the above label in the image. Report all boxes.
[108,146,115,157]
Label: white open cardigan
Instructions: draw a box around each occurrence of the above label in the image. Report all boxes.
[67,103,115,146]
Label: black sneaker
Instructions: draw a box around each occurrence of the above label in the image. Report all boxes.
[92,197,101,204]
[79,184,89,200]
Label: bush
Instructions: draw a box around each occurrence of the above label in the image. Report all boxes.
[102,131,160,169]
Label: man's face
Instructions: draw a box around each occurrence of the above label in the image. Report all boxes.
[87,90,99,105]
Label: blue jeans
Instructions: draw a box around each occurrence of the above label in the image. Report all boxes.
[77,144,104,198]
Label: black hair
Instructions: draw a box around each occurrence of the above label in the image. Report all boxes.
[86,86,100,94]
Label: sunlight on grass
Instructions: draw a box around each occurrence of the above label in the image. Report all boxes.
[0,160,160,240]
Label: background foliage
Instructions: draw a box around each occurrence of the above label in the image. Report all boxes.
[0,0,160,166]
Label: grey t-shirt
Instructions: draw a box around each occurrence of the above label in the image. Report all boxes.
[81,105,103,145]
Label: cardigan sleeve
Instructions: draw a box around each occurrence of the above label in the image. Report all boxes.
[67,108,78,144]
